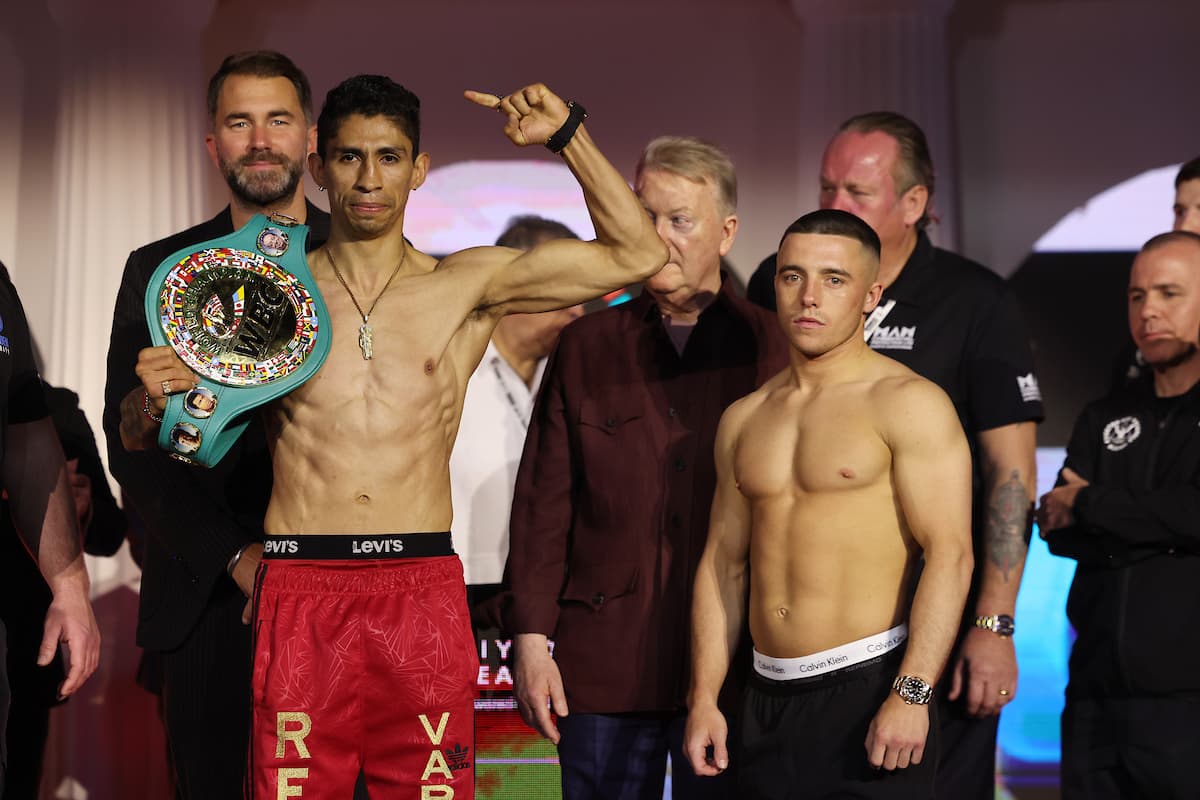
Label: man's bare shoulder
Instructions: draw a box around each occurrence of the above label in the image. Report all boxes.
[719,368,790,434]
[431,244,513,275]
[424,245,524,318]
[741,366,794,411]
[865,356,961,443]
[381,245,504,323]
[405,245,441,274]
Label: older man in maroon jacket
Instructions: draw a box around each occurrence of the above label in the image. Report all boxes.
[507,136,788,799]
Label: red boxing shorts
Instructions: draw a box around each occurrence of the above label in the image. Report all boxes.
[248,533,476,800]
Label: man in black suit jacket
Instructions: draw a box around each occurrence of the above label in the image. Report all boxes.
[102,51,329,799]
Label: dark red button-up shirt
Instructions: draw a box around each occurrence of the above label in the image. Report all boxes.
[507,277,788,713]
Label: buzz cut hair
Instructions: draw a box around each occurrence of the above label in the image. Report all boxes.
[780,209,882,263]
[1141,229,1200,256]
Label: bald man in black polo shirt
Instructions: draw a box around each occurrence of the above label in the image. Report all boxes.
[813,112,1043,797]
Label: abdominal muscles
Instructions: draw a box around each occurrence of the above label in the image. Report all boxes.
[745,484,915,659]
[264,360,461,534]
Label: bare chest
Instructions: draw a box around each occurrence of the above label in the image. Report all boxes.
[283,290,464,427]
[735,393,891,498]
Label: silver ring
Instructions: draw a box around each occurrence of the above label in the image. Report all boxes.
[161,380,172,398]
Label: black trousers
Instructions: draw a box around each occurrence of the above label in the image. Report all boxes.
[158,580,252,800]
[1061,694,1200,800]
[931,688,998,800]
[739,649,935,799]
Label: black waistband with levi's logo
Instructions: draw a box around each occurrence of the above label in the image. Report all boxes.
[261,532,454,560]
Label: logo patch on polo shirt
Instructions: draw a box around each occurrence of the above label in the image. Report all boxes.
[1017,373,1042,402]
[1102,416,1141,452]
[0,309,9,355]
[869,325,916,351]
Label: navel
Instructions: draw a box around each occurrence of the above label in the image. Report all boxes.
[838,467,856,480]
[356,493,371,505]
[776,606,790,620]
[424,358,435,375]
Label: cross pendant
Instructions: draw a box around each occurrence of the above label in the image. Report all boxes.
[358,322,374,360]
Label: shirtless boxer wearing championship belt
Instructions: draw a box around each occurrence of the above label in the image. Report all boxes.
[685,210,972,798]
[127,75,666,799]
[145,213,331,466]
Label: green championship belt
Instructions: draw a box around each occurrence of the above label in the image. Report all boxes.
[145,213,330,467]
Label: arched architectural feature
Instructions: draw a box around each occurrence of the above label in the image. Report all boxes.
[1034,164,1180,252]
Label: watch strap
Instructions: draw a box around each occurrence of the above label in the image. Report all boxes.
[892,674,933,705]
[974,614,1015,637]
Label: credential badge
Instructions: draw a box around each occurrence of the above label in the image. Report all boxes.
[1102,416,1141,452]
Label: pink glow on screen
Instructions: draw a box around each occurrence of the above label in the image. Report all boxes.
[405,160,598,252]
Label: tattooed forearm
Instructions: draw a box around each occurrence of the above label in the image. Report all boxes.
[985,470,1032,581]
[119,386,161,451]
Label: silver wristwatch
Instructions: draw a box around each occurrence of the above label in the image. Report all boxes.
[974,613,1015,637]
[892,675,933,705]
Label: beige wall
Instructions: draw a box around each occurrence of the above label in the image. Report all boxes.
[1,0,1197,464]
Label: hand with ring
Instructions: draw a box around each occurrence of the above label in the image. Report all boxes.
[119,345,199,451]
[134,345,198,414]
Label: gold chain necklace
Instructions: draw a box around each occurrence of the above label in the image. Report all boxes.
[326,245,407,360]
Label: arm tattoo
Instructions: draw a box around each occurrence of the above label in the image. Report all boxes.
[119,388,161,450]
[985,470,1031,581]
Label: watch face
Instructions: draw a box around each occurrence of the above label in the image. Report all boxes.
[157,247,321,386]
[895,676,932,704]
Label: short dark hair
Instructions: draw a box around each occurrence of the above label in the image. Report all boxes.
[495,215,579,250]
[1175,157,1200,189]
[207,51,313,124]
[838,111,935,231]
[316,75,421,160]
[1141,229,1200,255]
[779,209,882,262]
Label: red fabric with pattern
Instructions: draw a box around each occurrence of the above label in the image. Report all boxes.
[249,556,476,799]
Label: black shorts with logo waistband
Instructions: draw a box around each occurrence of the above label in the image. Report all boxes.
[739,647,937,799]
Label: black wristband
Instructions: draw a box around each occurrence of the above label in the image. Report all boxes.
[545,101,588,154]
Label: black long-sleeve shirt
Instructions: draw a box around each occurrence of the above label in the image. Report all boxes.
[1046,375,1200,697]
